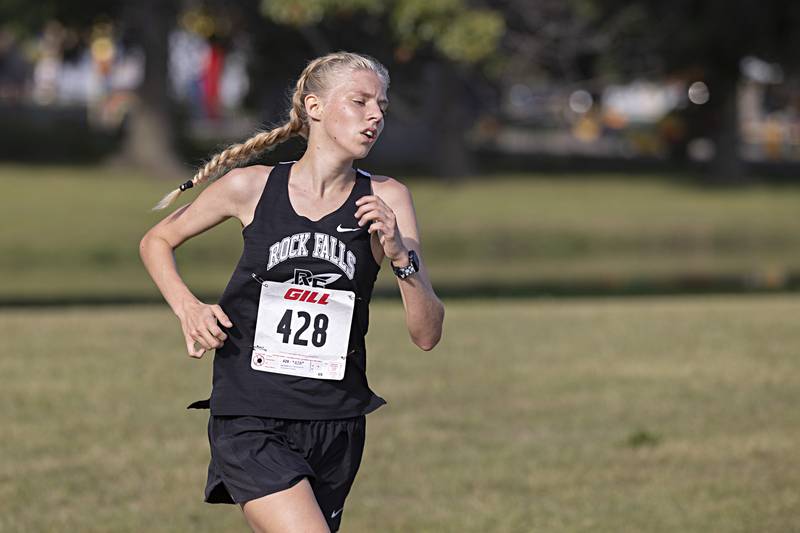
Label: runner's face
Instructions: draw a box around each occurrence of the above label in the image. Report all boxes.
[318,69,388,159]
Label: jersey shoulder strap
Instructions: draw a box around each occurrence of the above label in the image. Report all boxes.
[355,167,373,195]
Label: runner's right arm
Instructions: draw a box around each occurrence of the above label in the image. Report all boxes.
[139,165,269,358]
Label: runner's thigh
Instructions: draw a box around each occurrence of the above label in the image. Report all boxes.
[241,477,330,533]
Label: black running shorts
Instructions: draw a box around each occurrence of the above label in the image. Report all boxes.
[204,414,366,532]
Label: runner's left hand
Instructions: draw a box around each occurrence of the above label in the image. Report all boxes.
[354,194,407,263]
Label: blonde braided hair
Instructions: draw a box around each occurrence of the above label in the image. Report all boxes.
[152,51,389,210]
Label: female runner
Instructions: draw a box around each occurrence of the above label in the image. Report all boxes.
[139,52,444,532]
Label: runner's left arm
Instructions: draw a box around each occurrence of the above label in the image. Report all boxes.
[354,179,444,350]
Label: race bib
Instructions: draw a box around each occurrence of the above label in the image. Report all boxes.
[251,278,354,380]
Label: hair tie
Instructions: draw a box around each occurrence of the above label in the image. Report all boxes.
[179,180,194,191]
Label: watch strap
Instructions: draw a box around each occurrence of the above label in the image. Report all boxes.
[392,250,419,279]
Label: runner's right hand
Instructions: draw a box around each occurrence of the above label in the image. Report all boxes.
[178,301,233,358]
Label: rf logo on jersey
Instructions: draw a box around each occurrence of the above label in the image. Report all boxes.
[286,269,341,288]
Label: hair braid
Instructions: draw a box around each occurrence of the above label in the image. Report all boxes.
[151,121,298,210]
[152,51,389,211]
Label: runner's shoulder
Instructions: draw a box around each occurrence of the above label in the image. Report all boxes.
[213,165,271,204]
[369,174,412,208]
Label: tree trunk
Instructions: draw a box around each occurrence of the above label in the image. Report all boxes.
[430,62,476,179]
[708,73,746,183]
[111,1,186,180]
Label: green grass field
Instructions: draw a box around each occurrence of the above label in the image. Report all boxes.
[3,295,800,532]
[1,164,799,301]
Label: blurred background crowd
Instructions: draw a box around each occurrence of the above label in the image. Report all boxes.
[1,0,799,178]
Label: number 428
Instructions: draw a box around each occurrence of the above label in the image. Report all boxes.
[276,310,329,347]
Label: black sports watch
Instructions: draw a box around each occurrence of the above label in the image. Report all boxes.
[392,250,419,279]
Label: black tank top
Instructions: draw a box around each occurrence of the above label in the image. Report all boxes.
[207,162,386,419]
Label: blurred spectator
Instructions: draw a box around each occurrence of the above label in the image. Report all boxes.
[169,27,249,121]
[4,13,248,128]
[31,21,64,105]
[169,27,208,116]
[0,29,31,100]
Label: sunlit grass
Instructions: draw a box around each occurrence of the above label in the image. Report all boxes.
[3,295,800,532]
[1,164,799,300]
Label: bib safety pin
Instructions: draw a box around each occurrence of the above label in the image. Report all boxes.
[251,273,268,287]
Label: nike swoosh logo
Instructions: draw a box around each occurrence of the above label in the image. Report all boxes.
[336,224,360,233]
[331,508,343,518]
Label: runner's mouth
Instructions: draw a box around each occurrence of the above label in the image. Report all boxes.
[360,129,377,142]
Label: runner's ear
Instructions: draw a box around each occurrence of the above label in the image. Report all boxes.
[305,93,323,122]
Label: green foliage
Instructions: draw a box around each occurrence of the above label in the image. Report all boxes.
[581,0,800,73]
[0,0,56,34]
[434,9,504,63]
[260,0,504,64]
[569,0,601,20]
[0,0,123,34]
[260,0,386,27]
[260,0,326,26]
[391,0,460,49]
[261,0,386,28]
[391,1,504,63]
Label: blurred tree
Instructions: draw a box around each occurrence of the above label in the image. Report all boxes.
[566,0,800,181]
[257,0,505,177]
[490,0,610,83]
[0,0,118,34]
[0,0,185,178]
[115,0,185,179]
[2,0,504,176]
